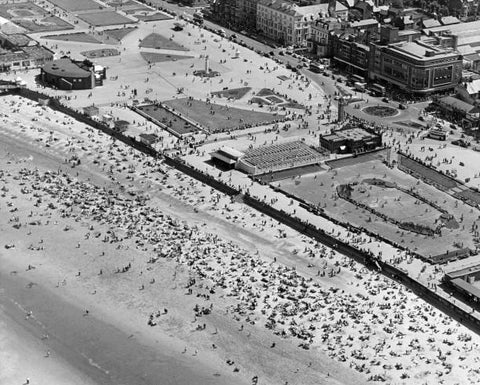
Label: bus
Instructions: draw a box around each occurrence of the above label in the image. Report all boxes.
[309,62,325,73]
[354,82,367,92]
[370,83,386,96]
[350,74,366,84]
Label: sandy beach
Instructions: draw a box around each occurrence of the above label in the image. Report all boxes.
[0,3,480,383]
[2,92,480,385]
[0,94,355,385]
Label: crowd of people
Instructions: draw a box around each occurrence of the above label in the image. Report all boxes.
[3,94,480,384]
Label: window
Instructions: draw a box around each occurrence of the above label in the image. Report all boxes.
[433,65,453,86]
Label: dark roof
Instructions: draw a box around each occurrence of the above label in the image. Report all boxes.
[451,277,480,299]
[42,58,91,78]
[0,45,52,64]
[23,46,53,60]
[0,33,34,47]
[446,264,480,280]
[210,151,236,165]
[438,96,475,113]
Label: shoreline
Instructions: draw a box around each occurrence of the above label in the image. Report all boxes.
[0,258,247,385]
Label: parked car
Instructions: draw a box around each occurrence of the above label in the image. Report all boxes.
[382,97,389,103]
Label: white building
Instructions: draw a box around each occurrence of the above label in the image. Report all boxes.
[256,0,347,47]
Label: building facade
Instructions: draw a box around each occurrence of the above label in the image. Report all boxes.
[256,0,347,47]
[41,58,106,91]
[210,0,257,30]
[0,32,53,73]
[368,40,463,94]
[0,46,54,73]
[331,32,370,77]
[308,18,344,57]
[320,127,382,153]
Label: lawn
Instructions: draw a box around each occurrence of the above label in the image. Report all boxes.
[276,155,475,258]
[0,2,74,32]
[136,104,199,136]
[47,0,103,12]
[163,98,283,133]
[0,2,45,20]
[103,27,136,41]
[43,32,102,44]
[211,87,251,100]
[139,33,188,51]
[78,11,136,27]
[393,120,426,130]
[349,183,442,228]
[15,16,74,33]
[252,88,304,109]
[257,88,275,97]
[398,155,458,190]
[107,0,151,13]
[364,105,398,117]
[81,48,121,58]
[134,12,172,22]
[140,52,194,63]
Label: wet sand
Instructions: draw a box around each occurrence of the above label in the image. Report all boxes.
[0,265,245,385]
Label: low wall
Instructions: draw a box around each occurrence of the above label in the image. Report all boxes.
[163,157,239,196]
[131,105,185,139]
[7,87,480,334]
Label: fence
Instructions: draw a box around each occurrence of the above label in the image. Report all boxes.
[7,87,480,334]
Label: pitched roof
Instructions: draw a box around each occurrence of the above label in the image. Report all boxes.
[422,18,441,28]
[465,79,480,95]
[439,96,475,113]
[258,0,347,17]
[441,16,460,25]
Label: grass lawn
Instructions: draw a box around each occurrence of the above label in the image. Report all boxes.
[393,120,426,129]
[78,11,136,27]
[137,104,199,135]
[81,48,121,58]
[134,12,172,21]
[276,155,476,258]
[250,96,269,105]
[44,32,102,44]
[256,88,275,97]
[266,95,283,104]
[253,88,304,109]
[15,16,74,33]
[364,105,398,117]
[280,100,304,109]
[350,183,441,228]
[47,0,102,12]
[0,2,45,20]
[107,0,151,12]
[163,98,283,133]
[211,87,251,100]
[103,27,137,42]
[139,33,188,51]
[140,52,194,63]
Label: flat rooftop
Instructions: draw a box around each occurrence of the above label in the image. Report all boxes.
[42,58,91,78]
[388,41,458,61]
[425,19,480,36]
[446,263,480,280]
[323,128,379,142]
